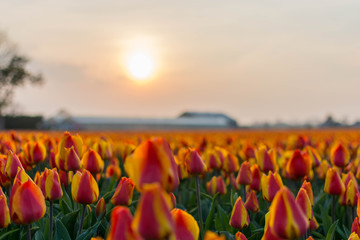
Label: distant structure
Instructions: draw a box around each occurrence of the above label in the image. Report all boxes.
[44,111,238,130]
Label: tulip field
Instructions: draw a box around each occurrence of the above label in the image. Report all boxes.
[2,130,360,240]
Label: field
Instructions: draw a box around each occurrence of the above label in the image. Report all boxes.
[0,129,360,240]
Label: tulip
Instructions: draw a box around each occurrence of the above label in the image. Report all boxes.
[222,152,239,173]
[171,208,199,240]
[72,169,99,234]
[349,233,360,240]
[309,216,319,231]
[4,151,24,179]
[339,179,358,206]
[124,138,179,192]
[324,167,345,196]
[170,192,176,209]
[55,146,81,171]
[0,188,10,228]
[10,176,46,226]
[0,155,11,188]
[204,149,223,170]
[229,196,250,229]
[296,188,313,220]
[300,180,314,206]
[132,183,174,240]
[96,197,106,218]
[58,131,83,158]
[81,149,104,174]
[235,232,248,240]
[352,217,360,236]
[111,177,135,206]
[261,212,283,240]
[206,176,227,196]
[249,164,262,192]
[230,173,240,191]
[268,187,308,239]
[38,168,63,240]
[105,164,121,179]
[106,206,141,240]
[236,161,252,186]
[240,144,255,161]
[286,150,310,180]
[331,142,350,168]
[93,139,112,159]
[245,190,259,213]
[255,146,276,173]
[305,146,321,167]
[203,231,226,240]
[184,148,207,175]
[261,171,283,202]
[23,141,47,165]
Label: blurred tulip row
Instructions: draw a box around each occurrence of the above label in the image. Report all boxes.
[1,130,360,239]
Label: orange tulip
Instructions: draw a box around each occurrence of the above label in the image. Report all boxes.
[286,150,311,180]
[184,148,207,175]
[0,188,10,228]
[105,164,121,179]
[349,233,360,240]
[171,208,199,240]
[324,167,345,195]
[10,170,46,225]
[268,187,308,239]
[203,231,226,240]
[125,138,179,192]
[261,171,283,202]
[38,168,63,201]
[229,196,250,229]
[81,149,104,174]
[330,142,350,168]
[132,183,174,239]
[236,161,252,185]
[111,177,135,206]
[71,169,99,204]
[106,206,141,240]
[206,176,227,196]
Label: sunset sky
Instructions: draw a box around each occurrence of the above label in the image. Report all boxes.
[1,0,360,124]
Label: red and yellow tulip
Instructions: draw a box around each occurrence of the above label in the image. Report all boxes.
[71,169,99,204]
[111,177,135,206]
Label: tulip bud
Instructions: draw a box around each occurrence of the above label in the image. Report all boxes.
[10,173,46,225]
[0,155,11,188]
[39,168,63,201]
[206,176,227,196]
[352,217,360,236]
[203,231,226,240]
[255,146,276,173]
[249,164,262,192]
[132,183,174,239]
[0,188,10,228]
[222,152,239,173]
[96,197,106,218]
[331,142,350,168]
[71,169,99,204]
[93,139,112,160]
[23,141,47,165]
[204,149,223,170]
[229,196,250,229]
[236,161,252,186]
[261,171,283,202]
[296,188,313,220]
[171,208,199,240]
[310,216,319,230]
[324,168,345,195]
[5,151,24,179]
[316,160,330,179]
[124,138,179,192]
[58,131,83,159]
[300,180,314,206]
[306,146,321,167]
[268,187,308,239]
[235,232,248,240]
[349,233,360,240]
[56,146,81,171]
[245,190,259,213]
[286,150,311,180]
[340,179,358,206]
[184,148,207,175]
[261,212,281,240]
[111,177,135,206]
[81,149,104,174]
[106,206,141,240]
[105,164,121,179]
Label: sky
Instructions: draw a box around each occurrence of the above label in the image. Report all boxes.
[0,0,360,125]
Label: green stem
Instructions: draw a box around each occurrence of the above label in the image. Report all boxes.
[78,204,86,236]
[332,195,335,224]
[27,225,31,240]
[195,176,204,239]
[242,185,246,201]
[49,202,53,240]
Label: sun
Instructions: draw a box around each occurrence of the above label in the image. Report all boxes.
[126,51,155,81]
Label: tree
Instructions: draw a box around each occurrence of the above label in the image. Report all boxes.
[0,32,43,115]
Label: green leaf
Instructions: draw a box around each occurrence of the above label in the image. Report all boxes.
[205,193,219,231]
[0,228,20,240]
[326,219,339,240]
[34,230,45,240]
[54,219,71,240]
[320,205,332,234]
[61,209,80,238]
[76,221,101,240]
[215,204,232,232]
